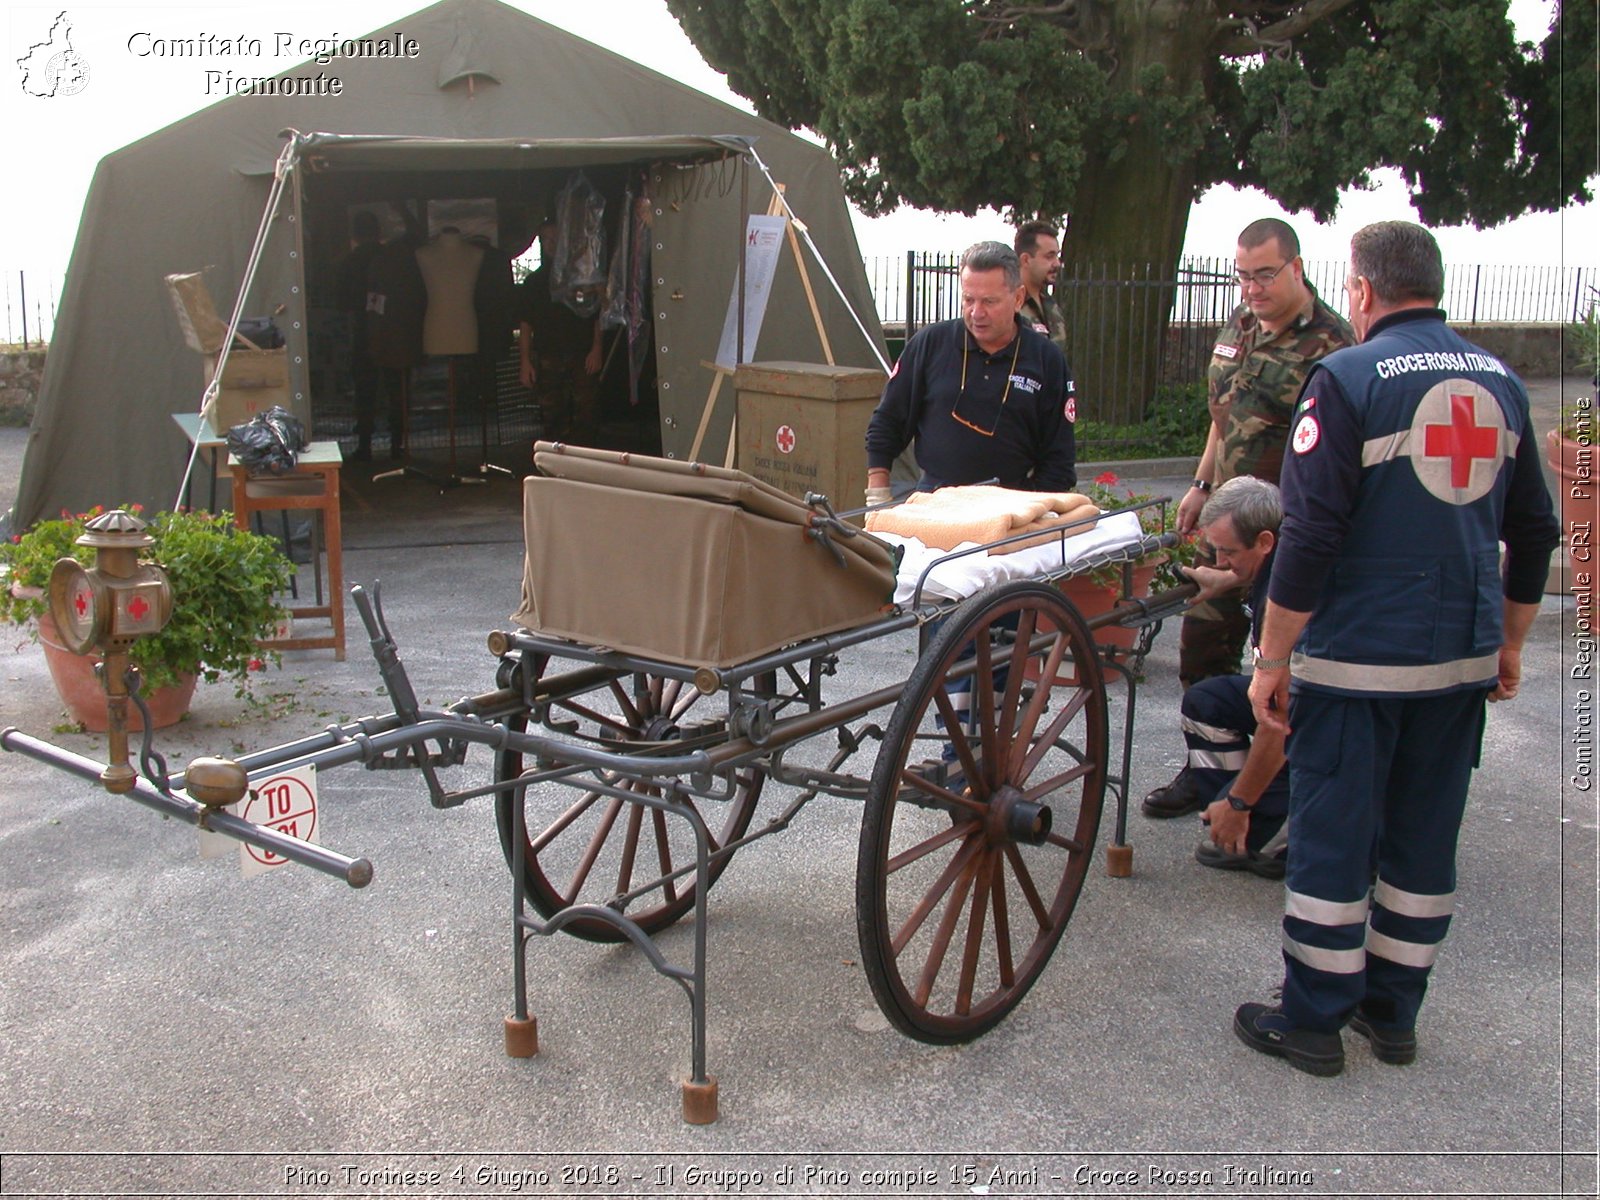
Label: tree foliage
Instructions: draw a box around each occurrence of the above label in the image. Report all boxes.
[667,0,1596,243]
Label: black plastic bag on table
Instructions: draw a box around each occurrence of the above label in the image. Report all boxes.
[225,406,307,475]
[551,171,606,319]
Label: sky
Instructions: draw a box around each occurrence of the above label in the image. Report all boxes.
[2,0,1592,314]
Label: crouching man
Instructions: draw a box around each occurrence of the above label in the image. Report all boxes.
[1173,476,1288,878]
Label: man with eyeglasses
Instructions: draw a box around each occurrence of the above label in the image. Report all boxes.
[864,240,1075,503]
[1141,218,1354,821]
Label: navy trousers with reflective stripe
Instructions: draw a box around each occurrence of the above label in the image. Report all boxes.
[1280,686,1488,1032]
[1182,674,1288,853]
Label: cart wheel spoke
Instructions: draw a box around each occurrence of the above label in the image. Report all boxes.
[955,849,997,1015]
[885,817,981,874]
[931,689,984,795]
[858,581,1106,1042]
[614,791,647,898]
[894,764,989,817]
[888,830,984,956]
[911,845,982,1007]
[496,670,771,943]
[651,806,678,905]
[608,679,643,729]
[567,795,624,901]
[550,697,632,738]
[528,786,605,855]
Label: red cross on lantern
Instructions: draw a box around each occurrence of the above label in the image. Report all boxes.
[1423,392,1499,488]
[127,594,149,621]
[74,588,91,617]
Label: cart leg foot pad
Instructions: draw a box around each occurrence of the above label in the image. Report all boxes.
[1106,843,1133,878]
[682,1075,718,1124]
[504,1015,538,1058]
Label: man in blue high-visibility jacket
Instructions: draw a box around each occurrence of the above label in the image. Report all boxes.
[1238,221,1560,1077]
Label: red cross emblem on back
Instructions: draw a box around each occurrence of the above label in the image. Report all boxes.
[1424,392,1499,488]
[1404,379,1508,506]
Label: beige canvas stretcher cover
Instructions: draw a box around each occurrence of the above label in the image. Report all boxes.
[515,443,900,669]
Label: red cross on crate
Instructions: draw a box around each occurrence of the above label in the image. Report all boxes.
[1424,392,1499,489]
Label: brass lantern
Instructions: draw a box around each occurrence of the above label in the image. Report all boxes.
[45,509,173,792]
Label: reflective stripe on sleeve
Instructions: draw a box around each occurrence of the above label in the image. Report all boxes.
[1366,928,1442,969]
[1281,930,1367,974]
[1374,877,1456,919]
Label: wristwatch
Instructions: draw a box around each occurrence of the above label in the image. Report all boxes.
[1252,646,1291,671]
[1225,791,1253,812]
[1191,478,1212,492]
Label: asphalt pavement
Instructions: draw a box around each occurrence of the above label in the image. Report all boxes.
[0,383,1594,1197]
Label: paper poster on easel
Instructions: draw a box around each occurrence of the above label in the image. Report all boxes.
[714,215,787,370]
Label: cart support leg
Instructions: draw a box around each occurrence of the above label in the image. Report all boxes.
[680,796,718,1124]
[506,775,540,1058]
[1101,656,1137,878]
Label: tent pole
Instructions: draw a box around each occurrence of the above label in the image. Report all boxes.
[174,135,301,511]
[746,148,889,375]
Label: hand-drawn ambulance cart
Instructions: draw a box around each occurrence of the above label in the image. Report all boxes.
[3,444,1192,1123]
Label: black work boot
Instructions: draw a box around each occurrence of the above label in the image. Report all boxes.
[1141,765,1203,818]
[1348,1010,1417,1064]
[1233,1003,1345,1076]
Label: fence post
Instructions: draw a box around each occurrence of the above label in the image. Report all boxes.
[19,270,28,350]
[905,250,916,340]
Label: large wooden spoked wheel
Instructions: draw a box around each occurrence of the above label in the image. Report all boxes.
[495,671,769,942]
[857,582,1108,1042]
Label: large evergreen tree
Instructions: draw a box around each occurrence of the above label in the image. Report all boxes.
[668,0,1594,280]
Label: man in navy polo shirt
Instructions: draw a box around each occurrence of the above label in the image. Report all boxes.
[864,240,1075,501]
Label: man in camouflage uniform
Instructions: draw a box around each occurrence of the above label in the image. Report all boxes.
[1016,221,1074,407]
[1142,217,1355,819]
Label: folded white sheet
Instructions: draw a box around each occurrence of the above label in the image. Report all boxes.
[879,510,1147,606]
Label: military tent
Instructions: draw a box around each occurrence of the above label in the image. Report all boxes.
[11,0,885,530]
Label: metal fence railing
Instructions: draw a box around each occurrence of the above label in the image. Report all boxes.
[3,272,58,349]
[8,255,1596,352]
[867,253,1600,331]
[865,252,1598,458]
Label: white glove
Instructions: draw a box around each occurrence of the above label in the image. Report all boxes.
[865,485,894,507]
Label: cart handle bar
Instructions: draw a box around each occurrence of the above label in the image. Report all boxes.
[0,727,374,888]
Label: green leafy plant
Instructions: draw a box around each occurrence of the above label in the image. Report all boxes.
[1076,382,1210,461]
[0,505,293,695]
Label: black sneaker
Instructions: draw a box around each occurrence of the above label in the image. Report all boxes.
[1195,839,1287,880]
[1233,1002,1344,1076]
[1348,1010,1417,1065]
[1140,766,1202,818]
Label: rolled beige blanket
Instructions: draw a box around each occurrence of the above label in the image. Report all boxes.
[865,484,1100,554]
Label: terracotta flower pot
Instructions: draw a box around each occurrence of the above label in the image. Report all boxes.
[1026,557,1165,688]
[35,609,197,732]
[1547,427,1599,578]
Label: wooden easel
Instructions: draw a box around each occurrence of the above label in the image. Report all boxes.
[688,185,834,466]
